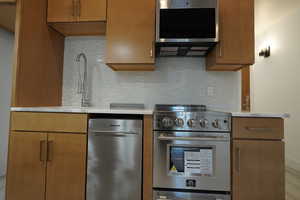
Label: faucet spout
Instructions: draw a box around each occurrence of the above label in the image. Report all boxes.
[76,53,89,107]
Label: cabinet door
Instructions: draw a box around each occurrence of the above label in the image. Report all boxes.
[106,0,155,64]
[46,133,86,200]
[6,132,47,200]
[217,0,254,64]
[206,0,254,70]
[78,0,106,21]
[48,0,76,22]
[233,140,285,200]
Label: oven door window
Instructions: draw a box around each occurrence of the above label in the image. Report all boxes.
[168,145,214,177]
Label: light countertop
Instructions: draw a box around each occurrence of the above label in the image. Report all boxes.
[10,106,153,115]
[10,106,289,118]
[231,112,290,118]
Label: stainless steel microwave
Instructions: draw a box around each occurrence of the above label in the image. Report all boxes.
[156,0,219,43]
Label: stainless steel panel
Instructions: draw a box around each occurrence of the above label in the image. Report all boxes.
[153,111,231,132]
[153,131,230,191]
[159,0,217,9]
[156,0,219,43]
[89,118,143,133]
[154,190,231,200]
[87,118,143,200]
[157,132,230,141]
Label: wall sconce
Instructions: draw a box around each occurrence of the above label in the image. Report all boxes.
[259,46,271,58]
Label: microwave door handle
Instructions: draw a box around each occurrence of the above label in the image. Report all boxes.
[157,135,229,141]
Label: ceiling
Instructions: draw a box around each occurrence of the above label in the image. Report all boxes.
[255,0,300,34]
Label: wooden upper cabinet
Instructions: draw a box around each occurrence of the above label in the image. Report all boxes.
[0,2,16,32]
[12,0,64,107]
[232,140,285,200]
[6,132,47,200]
[106,0,155,71]
[0,0,16,3]
[47,0,106,22]
[79,0,106,21]
[47,0,75,22]
[47,0,107,36]
[206,0,254,71]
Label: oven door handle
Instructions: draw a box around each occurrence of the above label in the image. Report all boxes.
[157,135,230,141]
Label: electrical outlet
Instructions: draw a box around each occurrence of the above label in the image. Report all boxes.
[199,87,206,97]
[207,86,215,97]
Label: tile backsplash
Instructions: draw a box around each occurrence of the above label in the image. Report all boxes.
[63,36,241,111]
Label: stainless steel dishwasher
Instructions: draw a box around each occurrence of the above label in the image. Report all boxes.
[87,117,143,200]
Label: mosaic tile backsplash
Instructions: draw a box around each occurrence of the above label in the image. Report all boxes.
[62,36,241,111]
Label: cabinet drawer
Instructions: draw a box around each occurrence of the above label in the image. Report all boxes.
[11,112,88,133]
[232,117,284,139]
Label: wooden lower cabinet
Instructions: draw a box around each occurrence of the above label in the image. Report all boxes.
[46,133,86,200]
[232,140,285,200]
[6,131,87,200]
[6,132,47,200]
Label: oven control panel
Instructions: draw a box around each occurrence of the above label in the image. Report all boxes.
[154,112,231,132]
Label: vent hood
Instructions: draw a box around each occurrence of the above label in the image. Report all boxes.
[155,0,219,57]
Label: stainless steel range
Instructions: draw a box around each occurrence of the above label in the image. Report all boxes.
[153,104,231,200]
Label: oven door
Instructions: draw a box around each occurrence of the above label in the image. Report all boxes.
[153,131,230,191]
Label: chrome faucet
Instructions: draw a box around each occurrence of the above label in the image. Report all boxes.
[76,53,89,107]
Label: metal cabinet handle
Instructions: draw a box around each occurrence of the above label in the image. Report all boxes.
[219,42,222,57]
[150,41,155,58]
[40,140,47,167]
[245,127,273,132]
[47,141,54,162]
[235,147,240,173]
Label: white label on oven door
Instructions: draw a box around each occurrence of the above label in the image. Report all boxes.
[184,150,213,176]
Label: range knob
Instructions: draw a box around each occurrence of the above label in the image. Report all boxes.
[187,119,196,128]
[212,119,220,129]
[199,119,209,128]
[162,117,174,128]
[175,118,184,127]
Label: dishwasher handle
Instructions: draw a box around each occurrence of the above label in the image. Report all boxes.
[90,130,139,136]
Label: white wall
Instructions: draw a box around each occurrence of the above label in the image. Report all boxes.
[0,28,14,176]
[62,36,241,111]
[252,5,300,170]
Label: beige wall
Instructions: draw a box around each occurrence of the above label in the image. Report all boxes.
[252,4,300,170]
